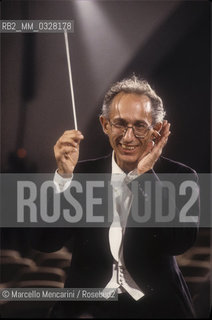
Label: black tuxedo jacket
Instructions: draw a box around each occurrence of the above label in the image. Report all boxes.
[32,154,199,318]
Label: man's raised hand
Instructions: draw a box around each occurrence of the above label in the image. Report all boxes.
[137,120,171,174]
[54,130,84,177]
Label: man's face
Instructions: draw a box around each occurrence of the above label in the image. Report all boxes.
[100,92,155,173]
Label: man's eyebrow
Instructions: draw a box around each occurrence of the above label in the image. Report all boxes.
[134,120,148,125]
[113,118,148,125]
[112,117,126,122]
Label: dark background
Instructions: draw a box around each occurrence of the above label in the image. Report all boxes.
[1,0,211,174]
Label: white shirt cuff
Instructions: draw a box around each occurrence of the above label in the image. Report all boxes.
[53,170,73,193]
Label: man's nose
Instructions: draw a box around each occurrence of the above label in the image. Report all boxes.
[122,127,135,142]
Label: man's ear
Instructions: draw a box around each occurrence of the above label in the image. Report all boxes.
[99,116,110,135]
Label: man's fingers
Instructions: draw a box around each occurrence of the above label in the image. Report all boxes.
[152,135,169,156]
[145,122,171,160]
[164,123,171,135]
[57,138,78,148]
[55,145,78,155]
[63,129,83,136]
[62,146,78,154]
[155,122,170,145]
[160,121,170,136]
[63,130,84,142]
[60,132,84,141]
[147,130,170,163]
[56,133,84,148]
[55,146,78,161]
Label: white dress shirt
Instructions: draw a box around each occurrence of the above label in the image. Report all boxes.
[105,153,144,300]
[53,152,145,300]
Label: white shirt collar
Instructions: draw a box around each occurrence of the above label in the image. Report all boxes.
[112,151,126,175]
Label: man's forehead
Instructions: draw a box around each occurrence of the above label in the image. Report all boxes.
[109,92,152,115]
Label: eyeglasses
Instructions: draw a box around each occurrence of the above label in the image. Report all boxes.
[109,120,153,138]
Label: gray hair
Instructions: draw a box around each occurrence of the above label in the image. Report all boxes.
[101,75,166,124]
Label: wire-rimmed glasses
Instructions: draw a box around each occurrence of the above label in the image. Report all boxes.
[109,120,153,138]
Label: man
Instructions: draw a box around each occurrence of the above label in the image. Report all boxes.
[32,75,199,318]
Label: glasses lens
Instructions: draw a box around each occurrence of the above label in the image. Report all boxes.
[134,125,148,137]
[110,121,125,130]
